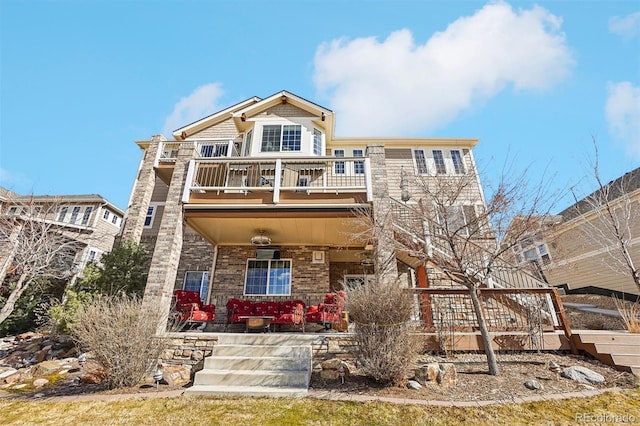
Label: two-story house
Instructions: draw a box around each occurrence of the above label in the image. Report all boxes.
[525,167,640,298]
[121,91,493,330]
[0,189,124,287]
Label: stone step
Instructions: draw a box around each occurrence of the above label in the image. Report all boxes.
[213,344,311,358]
[204,355,310,371]
[218,333,322,346]
[193,369,310,388]
[184,385,308,398]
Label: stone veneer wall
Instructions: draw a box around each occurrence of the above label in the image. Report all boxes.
[174,233,215,294]
[208,245,332,324]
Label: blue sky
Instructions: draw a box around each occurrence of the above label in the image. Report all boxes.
[1,0,638,212]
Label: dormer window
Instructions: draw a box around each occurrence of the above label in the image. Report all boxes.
[261,125,302,152]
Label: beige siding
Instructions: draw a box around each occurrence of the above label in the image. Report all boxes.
[543,193,640,296]
[255,104,316,118]
[191,117,242,139]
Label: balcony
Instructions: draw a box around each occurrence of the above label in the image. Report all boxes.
[181,156,372,207]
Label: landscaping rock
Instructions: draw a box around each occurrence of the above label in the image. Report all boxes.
[33,378,49,388]
[35,345,52,363]
[437,363,457,387]
[161,365,191,387]
[321,358,343,370]
[524,380,543,390]
[561,366,605,384]
[415,362,440,384]
[0,368,18,380]
[33,360,62,376]
[407,380,422,390]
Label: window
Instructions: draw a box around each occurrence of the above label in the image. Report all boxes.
[70,206,81,224]
[260,124,302,152]
[81,207,92,225]
[433,150,447,174]
[8,206,20,215]
[282,125,301,151]
[313,129,322,156]
[88,250,97,263]
[244,259,291,296]
[334,149,345,174]
[413,149,428,174]
[200,143,228,158]
[437,205,476,236]
[353,149,365,174]
[183,271,209,300]
[58,207,69,222]
[144,206,155,228]
[103,210,110,220]
[243,129,253,156]
[451,150,465,174]
[111,215,118,225]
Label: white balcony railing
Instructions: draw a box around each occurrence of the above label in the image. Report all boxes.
[156,140,239,165]
[182,157,372,204]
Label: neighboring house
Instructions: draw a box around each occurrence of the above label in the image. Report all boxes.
[512,168,640,298]
[120,90,499,329]
[0,189,124,286]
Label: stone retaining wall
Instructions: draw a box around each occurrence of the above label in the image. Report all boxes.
[159,333,357,373]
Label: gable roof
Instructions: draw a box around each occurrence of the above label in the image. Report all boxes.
[172,96,261,140]
[172,91,334,140]
[559,167,640,221]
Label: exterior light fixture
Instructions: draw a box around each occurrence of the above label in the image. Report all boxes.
[241,113,246,122]
[180,131,188,140]
[251,230,272,246]
[281,94,287,104]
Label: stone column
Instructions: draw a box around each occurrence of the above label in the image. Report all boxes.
[119,135,164,244]
[142,142,196,332]
[366,144,399,286]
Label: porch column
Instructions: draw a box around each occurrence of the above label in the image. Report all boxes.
[366,144,399,286]
[142,141,196,332]
[119,135,163,244]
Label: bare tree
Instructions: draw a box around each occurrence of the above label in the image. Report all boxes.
[568,141,640,293]
[0,197,86,325]
[354,162,558,376]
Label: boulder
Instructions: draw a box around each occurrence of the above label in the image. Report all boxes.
[321,358,343,370]
[320,369,340,380]
[0,368,18,381]
[561,366,605,385]
[524,380,543,390]
[35,345,52,363]
[437,363,457,387]
[33,360,62,376]
[407,380,422,390]
[33,378,49,388]
[414,362,440,384]
[161,365,191,387]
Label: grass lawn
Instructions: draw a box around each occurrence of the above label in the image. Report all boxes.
[1,388,638,426]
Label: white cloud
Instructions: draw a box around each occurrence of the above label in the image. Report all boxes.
[606,81,640,159]
[162,83,225,136]
[609,12,640,39]
[313,1,574,136]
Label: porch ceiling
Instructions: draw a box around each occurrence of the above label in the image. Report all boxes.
[184,208,369,248]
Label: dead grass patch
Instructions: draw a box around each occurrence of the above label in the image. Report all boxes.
[0,388,638,426]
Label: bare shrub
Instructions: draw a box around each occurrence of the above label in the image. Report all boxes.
[69,295,167,389]
[614,297,640,333]
[345,279,422,386]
